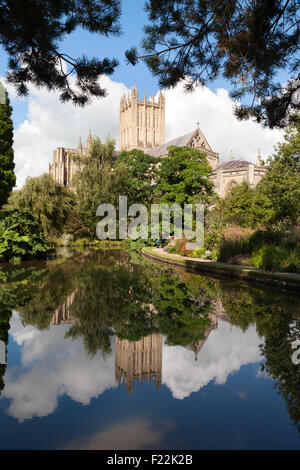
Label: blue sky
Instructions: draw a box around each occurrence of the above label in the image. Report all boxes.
[0,1,286,188]
[0,0,233,128]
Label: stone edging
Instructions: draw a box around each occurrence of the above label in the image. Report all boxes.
[142,247,300,293]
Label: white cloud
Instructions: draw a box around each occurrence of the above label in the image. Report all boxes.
[5,76,128,188]
[5,77,283,189]
[162,320,262,400]
[3,313,117,421]
[165,84,283,163]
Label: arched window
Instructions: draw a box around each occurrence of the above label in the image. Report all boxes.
[224,180,238,197]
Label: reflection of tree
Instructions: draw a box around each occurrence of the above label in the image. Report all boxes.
[0,305,11,396]
[220,284,300,434]
[18,267,75,330]
[261,316,300,433]
[153,273,212,347]
[65,253,157,356]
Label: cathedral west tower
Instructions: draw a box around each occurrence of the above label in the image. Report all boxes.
[119,85,165,151]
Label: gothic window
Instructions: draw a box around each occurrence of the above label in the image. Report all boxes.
[225,180,238,196]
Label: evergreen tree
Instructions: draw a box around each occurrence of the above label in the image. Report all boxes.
[126,0,300,128]
[0,83,15,207]
[0,1,121,105]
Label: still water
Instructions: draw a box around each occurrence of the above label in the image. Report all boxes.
[0,248,300,450]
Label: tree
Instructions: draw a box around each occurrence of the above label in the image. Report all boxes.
[222,181,255,227]
[6,174,74,241]
[72,136,120,233]
[155,146,214,205]
[252,117,300,224]
[115,149,157,207]
[126,0,300,128]
[0,82,15,208]
[0,0,121,105]
[0,208,49,261]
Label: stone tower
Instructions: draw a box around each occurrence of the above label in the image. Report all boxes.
[119,85,165,151]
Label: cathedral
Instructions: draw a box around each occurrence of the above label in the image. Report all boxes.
[49,85,266,197]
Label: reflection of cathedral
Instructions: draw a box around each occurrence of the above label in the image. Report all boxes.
[188,313,218,360]
[52,292,75,325]
[115,334,162,394]
[51,293,231,394]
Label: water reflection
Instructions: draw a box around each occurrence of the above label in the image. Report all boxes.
[115,334,162,393]
[0,249,300,442]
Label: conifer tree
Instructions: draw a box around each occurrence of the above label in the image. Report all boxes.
[0,1,121,106]
[126,0,300,128]
[0,83,15,208]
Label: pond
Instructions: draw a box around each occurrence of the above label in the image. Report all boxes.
[0,248,300,450]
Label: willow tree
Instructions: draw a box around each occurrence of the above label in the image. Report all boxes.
[0,82,15,208]
[72,136,124,233]
[6,173,74,241]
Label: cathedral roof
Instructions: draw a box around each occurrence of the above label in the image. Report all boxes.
[217,159,253,169]
[146,130,195,158]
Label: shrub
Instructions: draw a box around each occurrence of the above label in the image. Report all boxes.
[218,237,251,262]
[0,209,49,261]
[251,244,300,273]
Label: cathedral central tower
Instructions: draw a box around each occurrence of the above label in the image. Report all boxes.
[119,85,165,151]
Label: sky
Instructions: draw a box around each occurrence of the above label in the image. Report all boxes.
[0,0,285,188]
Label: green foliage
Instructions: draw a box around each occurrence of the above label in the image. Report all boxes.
[128,1,300,128]
[115,149,157,207]
[0,1,121,105]
[0,88,15,208]
[217,223,300,272]
[252,243,300,273]
[222,181,255,227]
[72,137,118,234]
[252,119,300,224]
[6,174,74,242]
[63,209,91,240]
[217,237,251,263]
[155,146,214,205]
[204,211,227,250]
[0,209,49,261]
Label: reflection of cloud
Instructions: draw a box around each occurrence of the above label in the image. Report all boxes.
[3,314,263,421]
[10,311,38,346]
[62,416,172,450]
[162,320,262,399]
[3,313,117,421]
